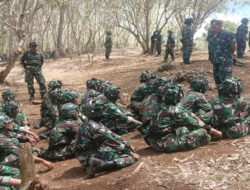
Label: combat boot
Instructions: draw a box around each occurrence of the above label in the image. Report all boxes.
[183,58,190,64]
[187,58,193,64]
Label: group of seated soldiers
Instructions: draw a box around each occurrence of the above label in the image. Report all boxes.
[0,71,249,189]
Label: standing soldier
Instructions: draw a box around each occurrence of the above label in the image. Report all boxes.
[181,18,194,64]
[21,42,47,101]
[164,30,175,62]
[151,30,162,56]
[212,20,236,88]
[207,19,217,62]
[104,31,113,60]
[236,18,249,58]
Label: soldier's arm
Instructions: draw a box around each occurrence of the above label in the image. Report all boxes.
[230,33,237,54]
[20,52,27,67]
[41,53,44,67]
[197,95,212,112]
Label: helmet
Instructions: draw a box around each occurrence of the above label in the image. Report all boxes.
[49,89,65,105]
[241,18,249,24]
[59,103,78,119]
[185,18,193,25]
[0,115,12,130]
[151,77,174,90]
[81,95,107,119]
[2,100,20,117]
[2,90,16,101]
[220,78,243,98]
[61,90,80,104]
[156,83,183,105]
[86,78,103,91]
[190,77,209,93]
[48,80,62,91]
[140,71,156,83]
[103,85,121,102]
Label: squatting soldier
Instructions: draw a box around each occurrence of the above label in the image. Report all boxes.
[212,20,236,88]
[105,31,113,60]
[81,78,103,104]
[178,77,212,124]
[236,18,249,58]
[181,18,194,64]
[151,30,162,56]
[207,19,217,62]
[212,78,250,138]
[21,42,47,101]
[164,30,175,62]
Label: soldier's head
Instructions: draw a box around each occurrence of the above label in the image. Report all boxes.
[49,88,65,105]
[59,103,79,120]
[241,18,249,24]
[106,31,112,36]
[214,20,223,33]
[168,30,173,35]
[140,71,156,83]
[2,90,16,102]
[3,100,20,117]
[184,18,193,26]
[62,90,80,105]
[48,80,62,91]
[219,78,243,98]
[210,19,217,29]
[190,76,209,93]
[86,78,103,91]
[156,83,183,105]
[103,85,121,103]
[0,115,13,132]
[29,42,38,52]
[151,77,174,90]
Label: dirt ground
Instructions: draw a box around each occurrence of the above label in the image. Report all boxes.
[1,48,250,190]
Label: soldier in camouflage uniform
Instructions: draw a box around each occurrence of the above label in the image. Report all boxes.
[40,103,81,161]
[236,18,249,58]
[151,30,162,56]
[20,42,47,101]
[207,19,217,62]
[105,31,113,60]
[181,18,194,64]
[212,20,236,88]
[212,78,250,138]
[178,77,212,124]
[81,78,103,104]
[76,107,139,178]
[164,30,175,62]
[139,83,222,153]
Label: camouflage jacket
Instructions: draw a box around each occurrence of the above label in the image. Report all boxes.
[130,83,155,103]
[236,24,248,40]
[207,27,216,49]
[166,35,175,49]
[20,51,44,68]
[105,36,113,48]
[181,25,193,43]
[151,34,162,44]
[178,90,212,114]
[213,30,236,64]
[212,96,250,127]
[81,90,101,104]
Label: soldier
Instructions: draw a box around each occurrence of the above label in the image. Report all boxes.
[76,108,139,178]
[20,42,47,101]
[236,18,249,58]
[81,78,103,104]
[151,30,162,56]
[178,77,212,124]
[105,31,113,60]
[181,18,194,64]
[207,19,217,62]
[139,83,222,153]
[40,103,81,161]
[212,20,236,88]
[212,78,250,138]
[164,30,175,62]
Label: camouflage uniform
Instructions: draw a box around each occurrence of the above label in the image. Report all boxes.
[236,18,248,58]
[164,32,175,61]
[181,18,194,64]
[20,42,47,99]
[105,31,113,59]
[82,90,101,104]
[207,27,216,62]
[213,30,236,87]
[40,103,81,161]
[139,84,210,152]
[151,31,162,56]
[212,78,250,138]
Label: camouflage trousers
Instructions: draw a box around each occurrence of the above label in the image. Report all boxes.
[151,44,161,56]
[208,44,214,62]
[0,164,20,190]
[213,63,233,87]
[164,48,174,61]
[182,44,193,59]
[105,47,112,59]
[236,38,246,57]
[25,66,47,97]
[144,127,209,152]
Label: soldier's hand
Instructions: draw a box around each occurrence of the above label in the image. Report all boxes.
[131,152,140,161]
[27,136,36,145]
[210,128,222,138]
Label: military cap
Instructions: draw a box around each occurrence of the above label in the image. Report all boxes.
[29,42,38,47]
[86,78,103,90]
[150,77,174,90]
[48,80,62,91]
[103,85,121,102]
[219,78,243,98]
[61,90,80,104]
[190,76,209,93]
[0,115,12,130]
[140,71,156,83]
[59,103,78,119]
[2,90,16,101]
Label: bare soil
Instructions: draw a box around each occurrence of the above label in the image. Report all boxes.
[1,48,250,190]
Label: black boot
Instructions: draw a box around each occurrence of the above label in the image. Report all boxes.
[187,58,193,64]
[183,58,190,64]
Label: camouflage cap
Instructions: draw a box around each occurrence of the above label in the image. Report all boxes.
[29,42,38,47]
[241,18,249,24]
[48,80,62,91]
[2,100,20,117]
[61,90,80,104]
[81,95,108,119]
[103,85,121,102]
[220,78,243,98]
[140,71,156,83]
[2,90,16,101]
[86,78,103,91]
[59,103,78,119]
[190,76,209,93]
[0,115,12,130]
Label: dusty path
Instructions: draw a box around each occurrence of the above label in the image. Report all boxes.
[1,48,250,190]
